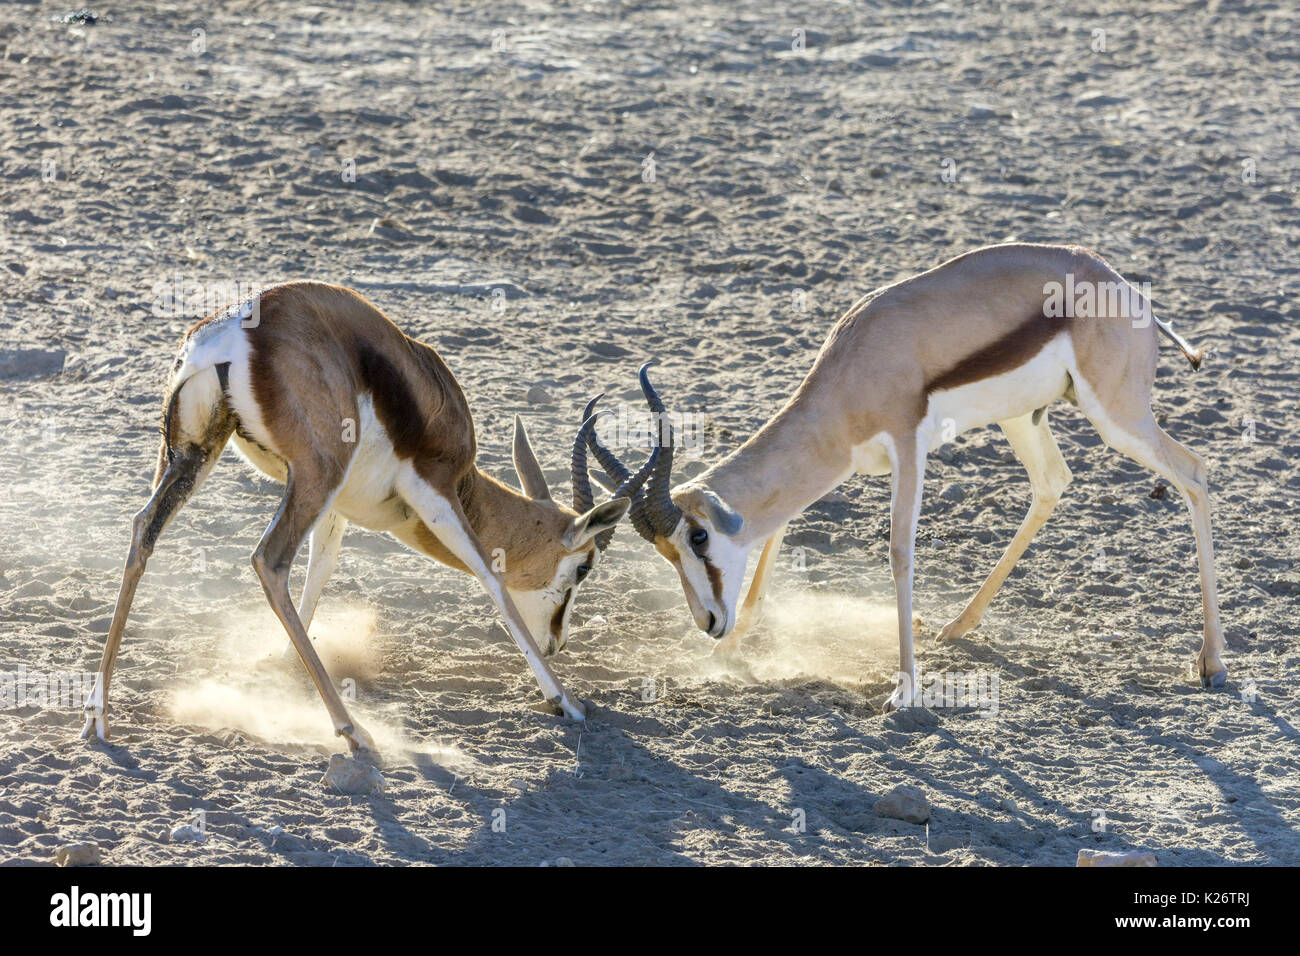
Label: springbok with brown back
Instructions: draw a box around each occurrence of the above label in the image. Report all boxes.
[82,281,654,757]
[591,243,1223,709]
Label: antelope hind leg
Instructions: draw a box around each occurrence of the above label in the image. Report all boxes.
[82,444,212,742]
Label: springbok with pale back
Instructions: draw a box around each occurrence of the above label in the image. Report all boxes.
[82,281,655,757]
[592,243,1223,709]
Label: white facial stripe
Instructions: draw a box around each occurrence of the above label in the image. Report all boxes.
[670,519,749,636]
[508,549,597,650]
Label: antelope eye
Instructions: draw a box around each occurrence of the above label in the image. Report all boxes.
[689,528,709,552]
[575,564,590,583]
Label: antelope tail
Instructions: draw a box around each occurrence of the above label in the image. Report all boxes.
[1154,314,1205,371]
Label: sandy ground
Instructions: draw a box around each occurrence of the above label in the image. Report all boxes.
[1,0,1298,866]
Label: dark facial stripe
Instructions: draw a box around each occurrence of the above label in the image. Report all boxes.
[925,312,1068,396]
[550,588,573,641]
[704,559,724,606]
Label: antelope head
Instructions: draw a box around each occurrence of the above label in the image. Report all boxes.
[507,412,659,654]
[582,364,746,639]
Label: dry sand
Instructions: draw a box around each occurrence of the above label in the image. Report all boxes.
[1,0,1297,865]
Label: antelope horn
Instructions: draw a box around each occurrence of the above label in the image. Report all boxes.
[594,434,660,551]
[572,408,661,551]
[582,394,658,542]
[638,362,683,538]
[571,412,603,513]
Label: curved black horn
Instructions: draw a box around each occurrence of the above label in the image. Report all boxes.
[639,362,683,537]
[593,436,661,551]
[571,412,603,513]
[582,395,631,484]
[581,394,658,542]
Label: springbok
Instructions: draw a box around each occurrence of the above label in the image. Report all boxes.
[82,281,655,757]
[591,243,1224,709]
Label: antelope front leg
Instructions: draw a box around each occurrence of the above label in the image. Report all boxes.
[298,511,348,634]
[277,510,348,662]
[885,437,925,711]
[398,471,586,720]
[252,480,378,759]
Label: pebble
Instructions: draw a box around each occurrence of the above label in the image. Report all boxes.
[322,754,386,796]
[169,824,207,843]
[55,843,101,866]
[874,785,931,824]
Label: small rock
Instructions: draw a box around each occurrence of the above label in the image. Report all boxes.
[322,754,385,796]
[586,615,607,628]
[367,217,413,240]
[968,105,999,121]
[874,785,931,824]
[939,483,965,503]
[169,824,206,843]
[56,10,98,25]
[509,778,529,791]
[55,843,101,866]
[525,384,554,405]
[1077,849,1157,867]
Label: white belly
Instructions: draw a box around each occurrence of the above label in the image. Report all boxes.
[921,333,1072,450]
[330,396,409,530]
[849,334,1074,476]
[230,394,410,532]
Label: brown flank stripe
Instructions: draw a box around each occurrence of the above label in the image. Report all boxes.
[925,311,1068,396]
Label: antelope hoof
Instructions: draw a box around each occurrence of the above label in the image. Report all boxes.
[885,686,920,712]
[339,723,380,762]
[80,711,108,742]
[551,695,587,721]
[1199,665,1228,690]
[937,616,972,642]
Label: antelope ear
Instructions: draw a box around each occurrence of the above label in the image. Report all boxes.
[701,490,743,536]
[564,497,630,550]
[512,415,552,502]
